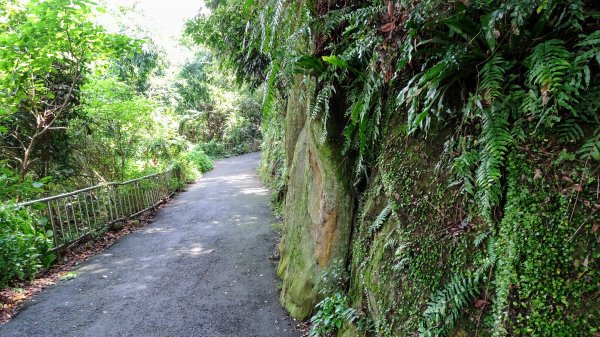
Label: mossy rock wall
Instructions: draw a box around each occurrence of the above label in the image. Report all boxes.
[345,129,479,336]
[338,126,598,336]
[277,78,355,319]
[267,38,598,337]
[274,109,598,335]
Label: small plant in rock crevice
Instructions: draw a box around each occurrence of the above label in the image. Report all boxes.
[309,293,371,337]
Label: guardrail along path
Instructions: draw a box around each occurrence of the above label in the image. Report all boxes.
[0,152,298,337]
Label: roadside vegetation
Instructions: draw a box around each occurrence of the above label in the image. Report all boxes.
[0,0,260,289]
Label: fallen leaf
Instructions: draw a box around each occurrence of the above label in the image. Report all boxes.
[387,0,394,17]
[561,175,573,183]
[474,299,491,309]
[592,223,599,233]
[541,85,550,105]
[381,22,395,32]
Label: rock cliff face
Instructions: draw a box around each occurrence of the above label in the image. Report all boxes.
[277,76,354,319]
[255,4,599,336]
[266,76,598,336]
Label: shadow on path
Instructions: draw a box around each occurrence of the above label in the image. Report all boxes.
[0,152,298,337]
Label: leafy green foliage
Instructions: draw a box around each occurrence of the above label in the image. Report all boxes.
[174,49,262,151]
[369,202,391,234]
[418,273,482,336]
[491,155,600,336]
[390,0,600,217]
[0,205,53,287]
[309,293,371,337]
[0,166,50,201]
[0,0,133,180]
[0,0,221,289]
[475,109,512,214]
[309,293,347,336]
[579,135,600,160]
[70,73,157,182]
[182,145,214,173]
[185,0,270,88]
[175,54,211,115]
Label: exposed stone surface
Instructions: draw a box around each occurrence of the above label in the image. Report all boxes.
[284,75,310,170]
[277,81,354,319]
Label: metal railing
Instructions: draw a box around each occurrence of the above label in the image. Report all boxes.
[223,143,235,152]
[16,168,183,252]
[223,141,260,153]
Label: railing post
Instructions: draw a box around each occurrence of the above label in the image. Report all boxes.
[46,201,58,249]
[111,184,119,221]
[54,199,65,247]
[82,192,92,232]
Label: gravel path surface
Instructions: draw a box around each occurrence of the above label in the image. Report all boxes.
[0,152,299,337]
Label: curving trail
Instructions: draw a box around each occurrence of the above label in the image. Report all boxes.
[0,153,299,337]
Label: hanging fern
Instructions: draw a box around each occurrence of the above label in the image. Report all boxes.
[452,149,479,197]
[418,273,482,337]
[525,40,576,120]
[311,83,334,121]
[321,7,353,38]
[368,202,392,234]
[557,119,585,143]
[341,57,384,177]
[479,54,510,105]
[579,128,600,160]
[476,109,513,213]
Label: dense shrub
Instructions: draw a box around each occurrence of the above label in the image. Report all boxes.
[198,140,227,158]
[171,146,214,185]
[184,145,214,173]
[0,206,53,287]
[0,165,51,201]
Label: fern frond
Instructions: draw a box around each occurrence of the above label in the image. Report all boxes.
[452,150,479,196]
[311,83,334,121]
[479,54,509,104]
[268,0,284,50]
[262,60,280,118]
[525,40,577,121]
[527,40,571,88]
[398,47,464,134]
[579,131,600,160]
[321,4,382,39]
[321,7,352,37]
[341,59,384,179]
[473,231,489,247]
[369,202,392,234]
[476,109,512,212]
[557,119,584,143]
[419,273,482,337]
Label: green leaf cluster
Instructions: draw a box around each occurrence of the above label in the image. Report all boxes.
[0,205,53,287]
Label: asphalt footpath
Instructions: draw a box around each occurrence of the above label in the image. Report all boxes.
[0,152,299,337]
